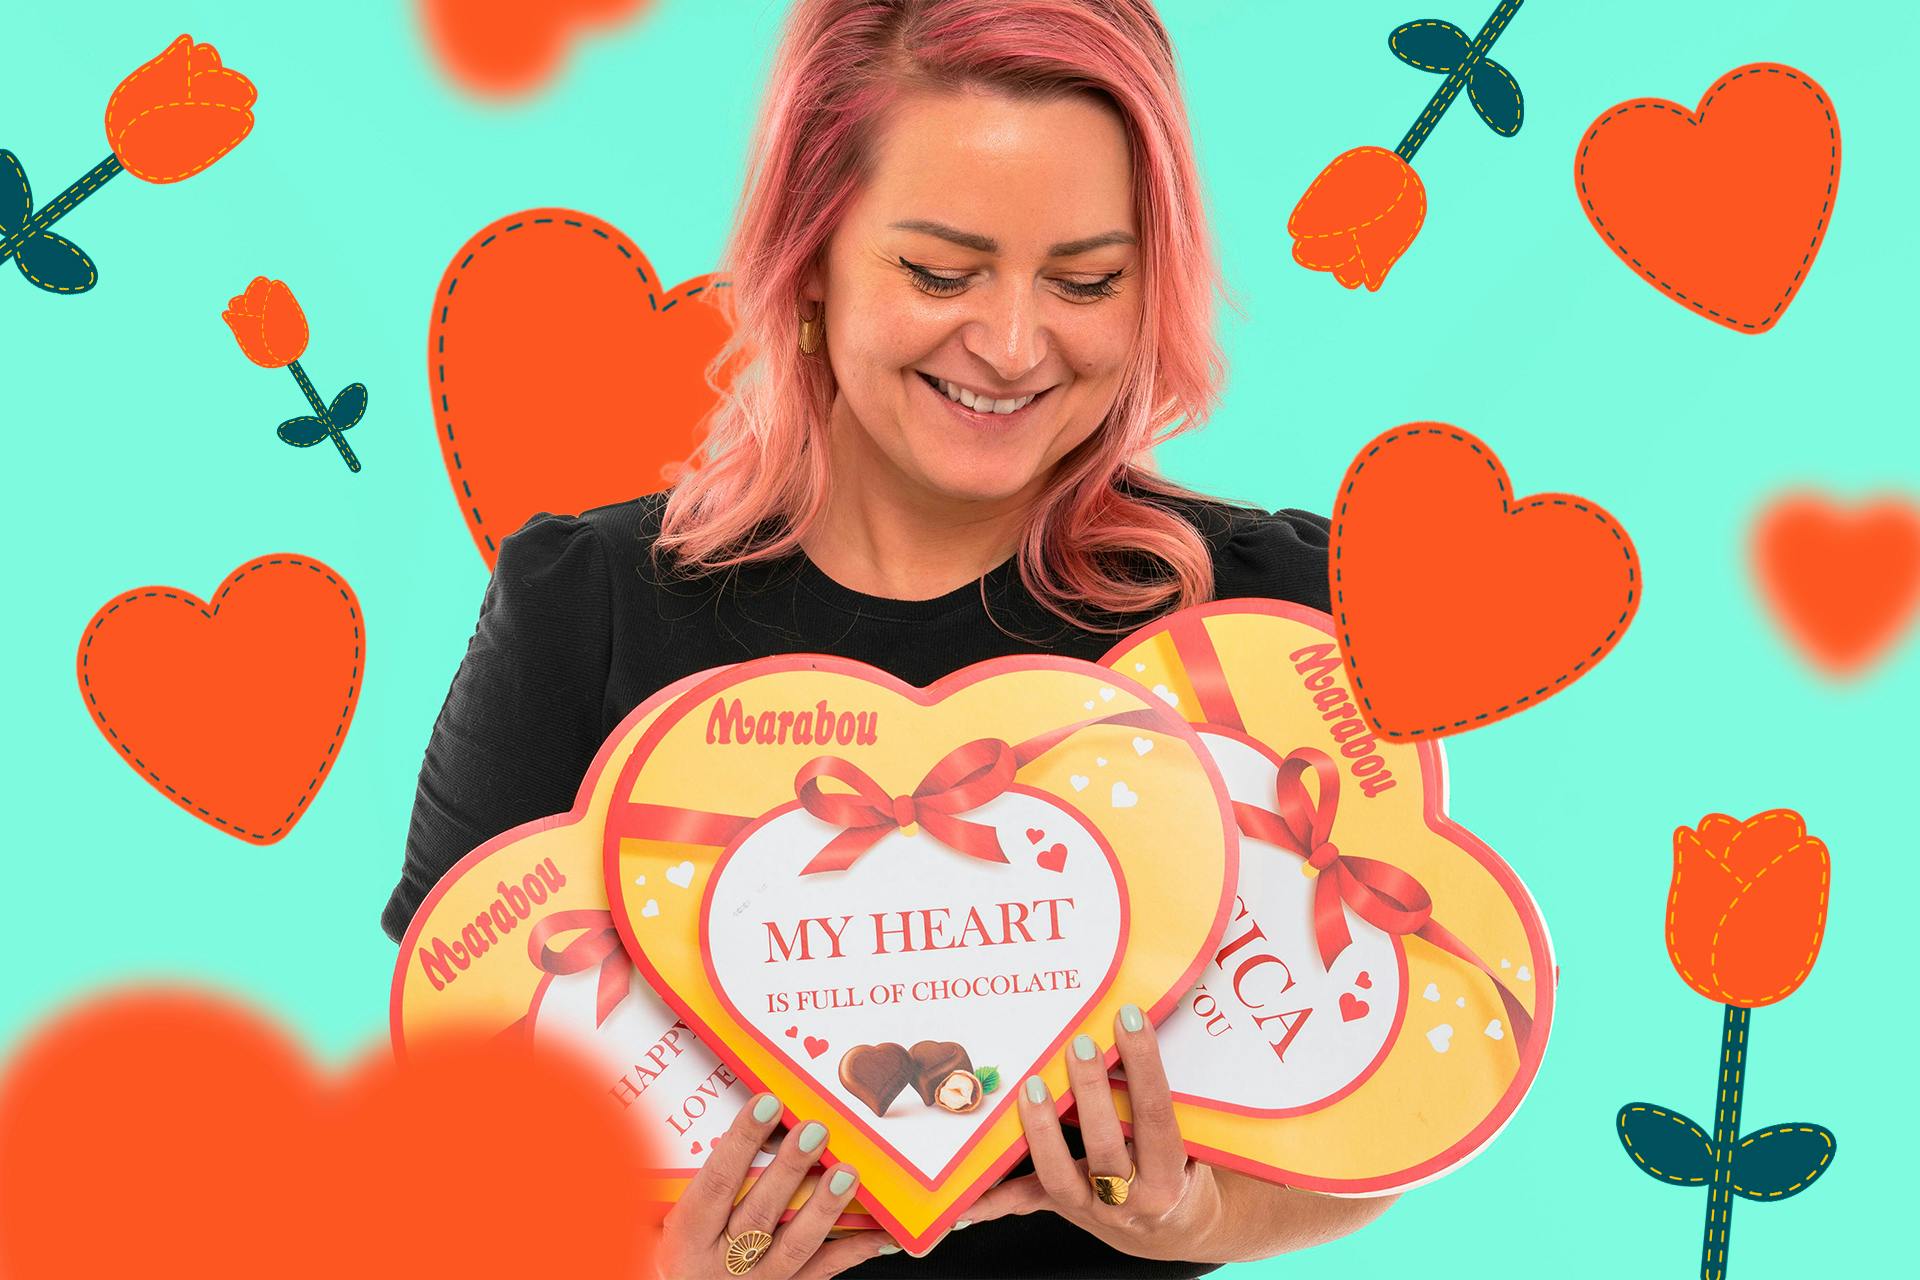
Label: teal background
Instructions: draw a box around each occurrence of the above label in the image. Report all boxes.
[2,0,1913,1274]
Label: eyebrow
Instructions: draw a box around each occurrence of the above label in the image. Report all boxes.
[889,219,1137,258]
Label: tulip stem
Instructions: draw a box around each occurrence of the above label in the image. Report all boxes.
[1700,1003,1749,1280]
[287,360,360,473]
[1394,0,1526,163]
[0,154,123,264]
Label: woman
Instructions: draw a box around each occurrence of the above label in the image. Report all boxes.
[384,0,1396,1275]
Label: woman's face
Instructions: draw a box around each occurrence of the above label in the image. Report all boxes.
[804,87,1143,508]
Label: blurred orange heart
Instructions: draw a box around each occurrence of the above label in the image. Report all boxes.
[75,555,364,843]
[1330,424,1641,739]
[430,209,741,566]
[1575,62,1840,333]
[1752,493,1920,678]
[417,0,654,98]
[0,987,661,1279]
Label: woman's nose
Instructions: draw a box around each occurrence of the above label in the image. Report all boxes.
[961,282,1050,381]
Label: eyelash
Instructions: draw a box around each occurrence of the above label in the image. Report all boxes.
[901,259,1124,301]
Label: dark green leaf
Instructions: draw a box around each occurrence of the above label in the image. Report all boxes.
[278,415,331,447]
[1617,1103,1714,1186]
[1389,19,1469,74]
[1733,1124,1835,1202]
[14,230,96,294]
[1,149,30,236]
[329,382,368,430]
[1467,58,1524,136]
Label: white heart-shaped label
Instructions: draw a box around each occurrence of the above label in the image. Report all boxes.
[667,860,696,889]
[1426,1024,1453,1052]
[704,793,1124,1184]
[1069,774,1089,791]
[1110,781,1138,808]
[1483,1019,1505,1041]
[642,898,660,918]
[1152,684,1179,707]
[1098,687,1116,702]
[1131,737,1153,756]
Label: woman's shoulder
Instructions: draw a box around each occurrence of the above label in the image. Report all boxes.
[1140,486,1333,612]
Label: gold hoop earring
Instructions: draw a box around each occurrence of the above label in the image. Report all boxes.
[798,300,824,355]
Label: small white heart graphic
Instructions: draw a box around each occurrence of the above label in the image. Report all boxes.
[1111,781,1138,808]
[1427,1024,1454,1053]
[1455,997,1467,1008]
[1098,686,1116,702]
[1131,737,1153,756]
[1070,774,1090,791]
[1133,662,1145,672]
[1152,683,1180,707]
[1095,756,1107,766]
[641,899,660,918]
[1517,965,1532,982]
[1084,700,1096,711]
[1499,957,1511,969]
[634,875,647,886]
[1421,983,1440,1003]
[1484,1020,1505,1041]
[666,861,696,889]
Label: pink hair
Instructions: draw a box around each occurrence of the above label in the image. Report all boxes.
[655,0,1257,634]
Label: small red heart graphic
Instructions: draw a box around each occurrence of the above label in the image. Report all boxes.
[1037,842,1069,873]
[1339,992,1370,1023]
[1753,493,1920,677]
[690,1140,703,1155]
[803,1036,829,1059]
[1026,827,1046,844]
[1575,63,1839,333]
[1354,971,1373,990]
[784,1026,798,1038]
[75,555,365,843]
[1331,424,1640,739]
[429,210,745,566]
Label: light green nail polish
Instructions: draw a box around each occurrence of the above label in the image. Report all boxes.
[829,1168,856,1194]
[1025,1075,1047,1104]
[878,1244,902,1255]
[1120,1003,1145,1032]
[955,1219,973,1230]
[1072,1033,1097,1061]
[798,1121,828,1152]
[752,1093,780,1123]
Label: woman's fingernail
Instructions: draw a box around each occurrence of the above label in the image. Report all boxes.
[877,1244,902,1254]
[1072,1033,1097,1061]
[955,1219,973,1230]
[798,1121,828,1152]
[752,1093,780,1123]
[1024,1075,1048,1104]
[829,1167,857,1194]
[1120,1003,1145,1032]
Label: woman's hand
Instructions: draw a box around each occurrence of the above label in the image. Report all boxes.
[647,1092,898,1280]
[972,1002,1226,1262]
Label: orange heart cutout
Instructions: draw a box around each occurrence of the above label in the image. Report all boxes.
[602,655,1238,1249]
[391,665,879,1229]
[1752,492,1920,678]
[0,987,658,1278]
[74,555,363,843]
[1330,425,1641,740]
[430,209,743,566]
[418,0,654,98]
[1575,62,1840,333]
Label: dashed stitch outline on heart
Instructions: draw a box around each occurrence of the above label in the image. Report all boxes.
[431,210,732,556]
[1574,63,1839,333]
[1331,425,1640,737]
[75,556,364,842]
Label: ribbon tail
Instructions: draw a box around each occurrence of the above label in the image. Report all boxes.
[1311,871,1356,972]
[593,951,630,1028]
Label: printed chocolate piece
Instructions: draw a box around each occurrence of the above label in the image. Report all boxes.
[908,1040,973,1106]
[838,1042,916,1118]
[935,1069,984,1113]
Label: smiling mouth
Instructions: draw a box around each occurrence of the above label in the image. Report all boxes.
[915,370,1055,422]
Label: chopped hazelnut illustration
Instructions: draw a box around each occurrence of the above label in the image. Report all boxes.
[935,1069,983,1113]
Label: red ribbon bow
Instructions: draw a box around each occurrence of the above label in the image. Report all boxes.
[795,737,1017,874]
[526,909,631,1029]
[1234,747,1534,1049]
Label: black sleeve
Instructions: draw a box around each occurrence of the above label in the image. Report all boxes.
[1216,506,1333,612]
[380,513,613,943]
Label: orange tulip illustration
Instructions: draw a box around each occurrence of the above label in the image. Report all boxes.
[105,35,258,183]
[1666,810,1829,1007]
[1289,0,1525,289]
[1,34,255,294]
[1618,809,1835,1280]
[223,277,368,472]
[1288,147,1427,291]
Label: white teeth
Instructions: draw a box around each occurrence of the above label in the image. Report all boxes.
[929,374,1037,414]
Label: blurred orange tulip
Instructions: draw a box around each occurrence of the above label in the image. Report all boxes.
[1287,146,1428,291]
[223,277,308,368]
[104,34,257,184]
[1666,810,1829,1007]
